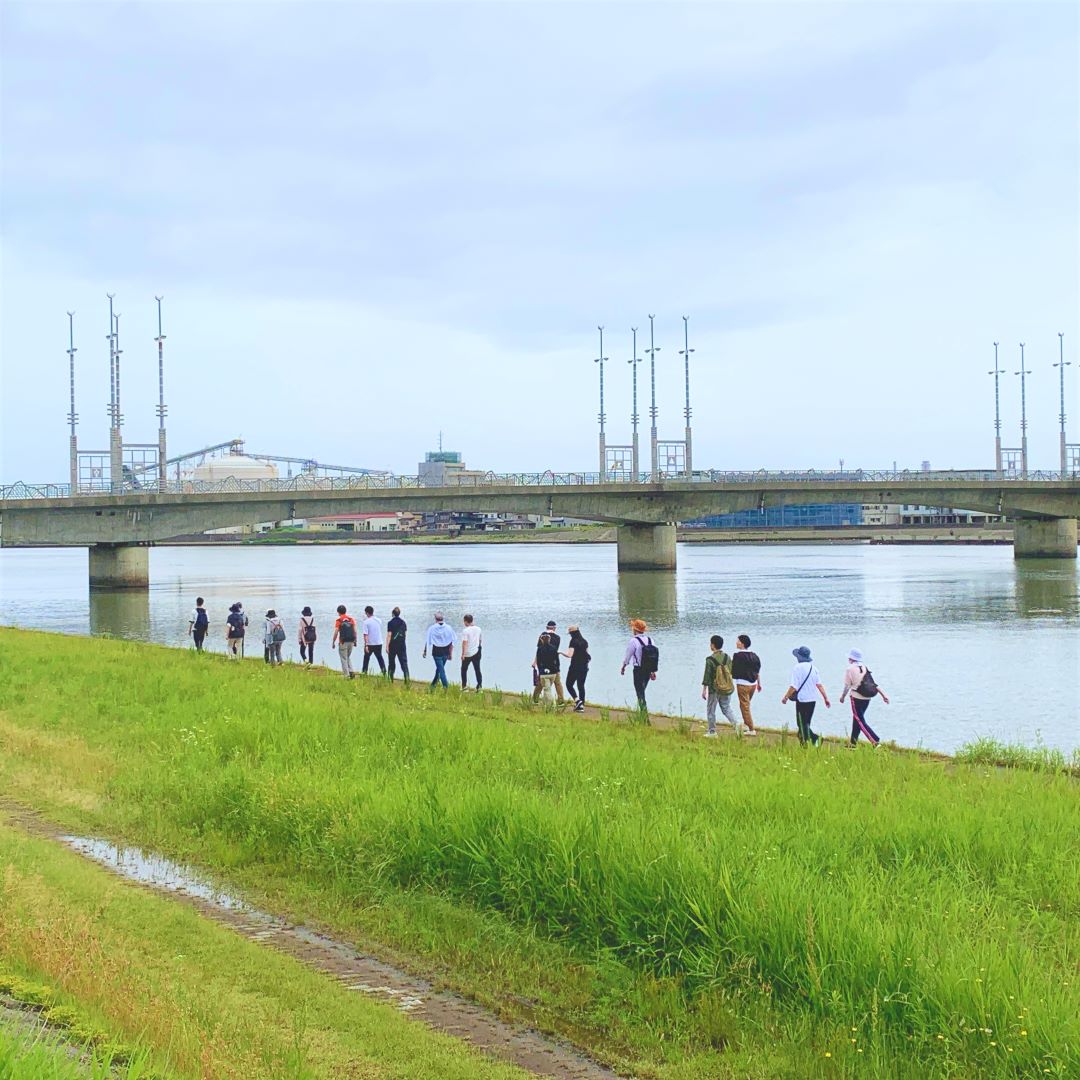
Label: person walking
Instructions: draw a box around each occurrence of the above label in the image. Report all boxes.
[839,648,890,747]
[781,646,830,746]
[532,632,560,703]
[386,606,409,682]
[332,605,358,678]
[225,602,246,659]
[188,597,209,652]
[621,618,658,716]
[561,626,590,712]
[298,606,317,665]
[264,609,285,666]
[362,606,386,675]
[536,621,566,704]
[423,612,455,689]
[731,634,761,736]
[460,614,483,691]
[701,635,737,736]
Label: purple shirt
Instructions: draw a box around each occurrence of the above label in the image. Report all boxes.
[623,634,652,667]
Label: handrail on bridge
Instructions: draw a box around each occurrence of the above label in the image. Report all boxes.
[1,469,1077,501]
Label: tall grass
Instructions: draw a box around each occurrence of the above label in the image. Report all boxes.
[1,630,1077,1077]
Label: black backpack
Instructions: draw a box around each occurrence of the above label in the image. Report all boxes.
[227,611,245,638]
[194,609,209,631]
[338,618,356,643]
[637,635,659,676]
[303,619,317,643]
[855,666,879,698]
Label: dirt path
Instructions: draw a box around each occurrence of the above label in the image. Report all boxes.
[0,801,626,1080]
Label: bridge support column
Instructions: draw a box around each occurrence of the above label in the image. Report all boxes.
[1013,518,1078,559]
[617,524,677,571]
[88,544,150,589]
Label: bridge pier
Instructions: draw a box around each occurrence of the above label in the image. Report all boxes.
[1013,518,1078,560]
[88,543,150,589]
[616,524,677,571]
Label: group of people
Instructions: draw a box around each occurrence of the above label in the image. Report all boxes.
[187,600,888,745]
[700,636,890,747]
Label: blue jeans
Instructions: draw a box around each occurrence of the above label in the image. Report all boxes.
[431,653,449,688]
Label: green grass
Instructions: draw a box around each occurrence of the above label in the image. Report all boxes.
[954,735,1080,774]
[0,628,1077,1079]
[0,1024,155,1080]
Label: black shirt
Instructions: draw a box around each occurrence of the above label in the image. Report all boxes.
[539,630,561,651]
[387,616,407,646]
[535,642,560,674]
[566,634,590,669]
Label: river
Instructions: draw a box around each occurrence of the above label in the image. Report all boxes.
[1,543,1077,754]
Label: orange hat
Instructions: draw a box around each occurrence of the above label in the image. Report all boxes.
[630,618,647,633]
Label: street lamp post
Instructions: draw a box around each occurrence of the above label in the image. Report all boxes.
[155,296,168,492]
[680,315,694,476]
[629,327,640,479]
[989,342,1004,476]
[107,295,121,493]
[646,314,660,480]
[67,312,78,493]
[1053,332,1070,477]
[1016,342,1029,478]
[594,326,608,477]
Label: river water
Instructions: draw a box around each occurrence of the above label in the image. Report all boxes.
[1,543,1077,754]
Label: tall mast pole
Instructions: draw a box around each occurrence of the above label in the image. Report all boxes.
[107,294,120,492]
[155,296,168,491]
[989,342,1003,476]
[594,326,608,476]
[67,312,78,493]
[680,315,694,476]
[1016,342,1028,478]
[629,326,640,479]
[1054,332,1070,477]
[646,314,660,481]
[113,310,124,491]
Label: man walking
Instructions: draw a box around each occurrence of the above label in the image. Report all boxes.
[332,605,358,679]
[386,606,409,682]
[188,597,209,652]
[781,645,830,745]
[620,618,657,716]
[423,612,455,689]
[225,602,246,659]
[840,648,890,747]
[460,614,483,690]
[701,634,737,736]
[362,606,386,675]
[536,621,565,704]
[731,634,761,736]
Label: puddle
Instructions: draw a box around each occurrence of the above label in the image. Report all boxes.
[57,834,625,1080]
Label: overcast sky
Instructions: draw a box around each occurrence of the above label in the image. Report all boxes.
[1,1,1077,481]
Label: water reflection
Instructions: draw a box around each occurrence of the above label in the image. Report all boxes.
[617,571,678,627]
[89,589,151,640]
[1014,562,1079,619]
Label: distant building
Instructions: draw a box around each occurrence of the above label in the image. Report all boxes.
[690,503,864,529]
[862,504,1003,526]
[305,512,419,533]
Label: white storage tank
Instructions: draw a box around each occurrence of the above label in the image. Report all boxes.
[190,454,279,483]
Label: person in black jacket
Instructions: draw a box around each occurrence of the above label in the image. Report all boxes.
[562,626,590,712]
[532,633,560,703]
[730,634,761,736]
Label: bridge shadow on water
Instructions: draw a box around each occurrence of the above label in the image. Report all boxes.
[1014,560,1079,619]
[617,571,678,628]
[90,590,151,641]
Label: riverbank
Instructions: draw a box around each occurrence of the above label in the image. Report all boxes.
[157,523,1018,546]
[1,628,1076,1079]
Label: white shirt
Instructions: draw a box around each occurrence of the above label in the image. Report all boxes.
[362,616,383,646]
[789,661,822,702]
[461,625,482,657]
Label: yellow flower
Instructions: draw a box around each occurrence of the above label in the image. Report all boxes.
[824,1051,831,1058]
[1020,1030,1027,1036]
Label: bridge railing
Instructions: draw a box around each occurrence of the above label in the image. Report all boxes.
[0,468,1075,501]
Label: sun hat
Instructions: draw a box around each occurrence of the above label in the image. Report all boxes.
[630,618,647,634]
[792,646,812,662]
[848,648,864,663]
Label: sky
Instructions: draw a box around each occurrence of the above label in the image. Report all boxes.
[1,0,1077,481]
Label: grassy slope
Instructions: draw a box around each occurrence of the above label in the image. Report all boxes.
[0,628,1076,1079]
[0,821,527,1080]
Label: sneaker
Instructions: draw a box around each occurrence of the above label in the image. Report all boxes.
[703,731,717,738]
[574,702,584,713]
[744,729,757,737]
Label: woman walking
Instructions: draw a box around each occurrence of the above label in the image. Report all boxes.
[562,626,590,712]
[298,606,316,665]
[839,648,890,746]
[781,645,830,746]
[264,609,285,666]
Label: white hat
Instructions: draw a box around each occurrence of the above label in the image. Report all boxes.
[848,648,864,663]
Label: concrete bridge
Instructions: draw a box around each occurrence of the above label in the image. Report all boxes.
[2,470,1077,588]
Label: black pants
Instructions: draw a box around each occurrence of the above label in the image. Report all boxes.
[192,630,206,652]
[566,665,587,704]
[632,667,649,708]
[363,644,386,674]
[388,643,409,681]
[795,700,819,745]
[300,640,315,664]
[461,648,482,689]
[850,698,881,745]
